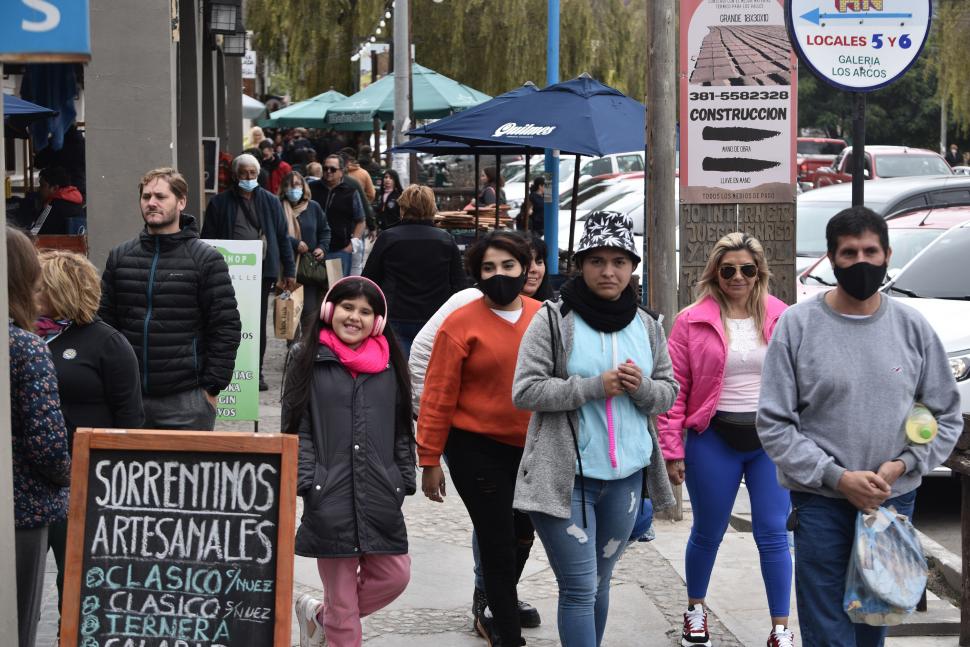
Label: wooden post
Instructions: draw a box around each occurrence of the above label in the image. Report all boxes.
[648,0,681,520]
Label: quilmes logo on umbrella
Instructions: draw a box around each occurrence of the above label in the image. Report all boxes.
[492,122,557,138]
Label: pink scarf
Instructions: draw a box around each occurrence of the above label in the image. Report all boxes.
[318,328,389,378]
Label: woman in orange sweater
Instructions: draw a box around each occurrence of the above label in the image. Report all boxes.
[418,231,541,647]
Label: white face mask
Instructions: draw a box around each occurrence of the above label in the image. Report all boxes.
[285,188,303,203]
[238,179,258,192]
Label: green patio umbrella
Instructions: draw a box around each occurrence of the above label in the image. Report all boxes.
[256,90,348,128]
[325,63,490,129]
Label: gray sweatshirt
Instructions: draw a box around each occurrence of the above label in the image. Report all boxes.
[757,292,963,498]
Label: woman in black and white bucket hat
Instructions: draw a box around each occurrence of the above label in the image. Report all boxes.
[511,211,679,646]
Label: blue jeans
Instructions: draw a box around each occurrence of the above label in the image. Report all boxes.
[684,428,791,617]
[530,469,643,647]
[792,488,917,647]
[389,320,424,358]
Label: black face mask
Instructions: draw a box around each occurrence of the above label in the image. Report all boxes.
[833,261,887,301]
[478,273,527,306]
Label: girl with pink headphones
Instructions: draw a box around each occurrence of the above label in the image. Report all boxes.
[282,276,416,647]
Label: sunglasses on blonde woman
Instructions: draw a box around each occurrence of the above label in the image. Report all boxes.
[719,264,758,279]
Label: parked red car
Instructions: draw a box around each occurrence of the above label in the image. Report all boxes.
[813,145,952,188]
[796,137,846,188]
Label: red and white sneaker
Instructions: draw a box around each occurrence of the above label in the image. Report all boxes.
[681,604,712,647]
[767,625,795,647]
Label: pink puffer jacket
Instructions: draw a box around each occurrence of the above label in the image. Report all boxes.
[657,294,788,460]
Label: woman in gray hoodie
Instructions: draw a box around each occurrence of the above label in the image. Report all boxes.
[511,211,679,646]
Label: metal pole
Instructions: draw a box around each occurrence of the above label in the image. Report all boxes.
[474,154,481,237]
[544,0,560,273]
[0,69,21,640]
[392,0,410,185]
[852,92,866,208]
[523,154,531,232]
[494,154,501,230]
[566,155,581,272]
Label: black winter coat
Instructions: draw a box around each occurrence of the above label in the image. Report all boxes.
[294,344,416,558]
[99,215,241,397]
[47,318,144,447]
[362,222,465,324]
[202,187,297,281]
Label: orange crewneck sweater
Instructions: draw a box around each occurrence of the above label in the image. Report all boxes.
[417,296,541,466]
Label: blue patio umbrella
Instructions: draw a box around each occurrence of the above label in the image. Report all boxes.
[391,136,542,156]
[3,94,58,137]
[403,84,545,235]
[410,75,646,263]
[4,94,56,118]
[410,74,645,158]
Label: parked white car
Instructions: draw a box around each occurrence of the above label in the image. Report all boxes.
[504,151,646,209]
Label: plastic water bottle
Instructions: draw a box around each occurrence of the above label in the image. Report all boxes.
[905,403,938,444]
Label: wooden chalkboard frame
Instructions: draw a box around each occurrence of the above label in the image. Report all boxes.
[60,429,298,647]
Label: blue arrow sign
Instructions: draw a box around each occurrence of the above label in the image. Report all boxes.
[800,8,913,25]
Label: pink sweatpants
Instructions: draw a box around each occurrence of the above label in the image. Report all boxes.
[316,553,411,647]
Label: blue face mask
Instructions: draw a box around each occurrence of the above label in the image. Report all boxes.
[285,188,304,203]
[238,178,258,192]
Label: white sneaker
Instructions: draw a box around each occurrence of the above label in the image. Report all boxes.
[767,625,795,647]
[681,603,712,647]
[295,593,327,647]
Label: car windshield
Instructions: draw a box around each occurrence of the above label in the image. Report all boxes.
[890,226,970,298]
[797,201,847,256]
[503,165,526,183]
[803,228,943,286]
[577,184,638,213]
[876,155,952,178]
[529,158,575,180]
[798,141,843,155]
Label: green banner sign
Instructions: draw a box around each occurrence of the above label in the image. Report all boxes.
[206,239,262,421]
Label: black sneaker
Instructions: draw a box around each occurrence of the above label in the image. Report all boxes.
[259,378,269,392]
[517,599,541,628]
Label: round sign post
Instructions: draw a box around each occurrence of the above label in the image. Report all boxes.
[785,0,932,205]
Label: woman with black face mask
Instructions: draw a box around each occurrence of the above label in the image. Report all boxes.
[511,211,679,647]
[417,232,541,647]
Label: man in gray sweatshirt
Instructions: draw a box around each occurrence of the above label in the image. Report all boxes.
[757,206,962,646]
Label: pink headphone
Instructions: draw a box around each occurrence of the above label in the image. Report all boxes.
[320,276,388,337]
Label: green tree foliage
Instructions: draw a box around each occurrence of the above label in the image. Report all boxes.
[247,0,649,102]
[936,0,970,137]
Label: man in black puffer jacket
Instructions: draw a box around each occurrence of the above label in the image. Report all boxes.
[99,168,241,430]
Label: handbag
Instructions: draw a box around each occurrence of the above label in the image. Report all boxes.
[274,286,304,340]
[297,254,329,288]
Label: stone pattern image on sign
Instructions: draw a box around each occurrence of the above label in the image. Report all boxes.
[691,26,792,86]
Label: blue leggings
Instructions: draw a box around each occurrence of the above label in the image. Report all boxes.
[684,427,792,618]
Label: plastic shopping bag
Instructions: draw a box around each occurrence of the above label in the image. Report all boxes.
[843,506,927,626]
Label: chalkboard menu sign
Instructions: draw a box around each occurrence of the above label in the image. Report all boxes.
[61,430,297,647]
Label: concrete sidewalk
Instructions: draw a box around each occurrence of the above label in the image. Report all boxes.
[35,331,962,646]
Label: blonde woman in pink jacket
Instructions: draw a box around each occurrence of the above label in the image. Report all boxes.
[658,232,792,647]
